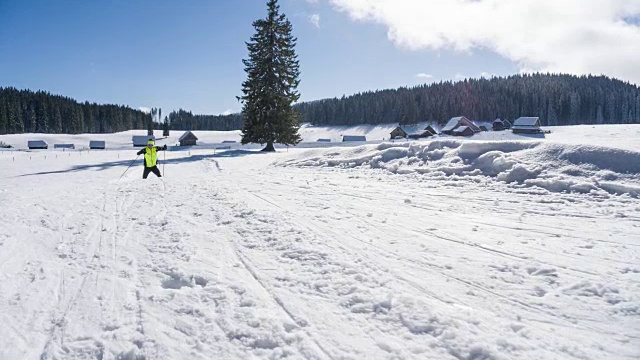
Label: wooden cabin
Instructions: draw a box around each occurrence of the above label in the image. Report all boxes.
[512,117,542,134]
[28,140,48,149]
[178,131,198,146]
[452,126,474,137]
[132,135,155,147]
[89,140,106,149]
[54,144,75,149]
[342,135,367,142]
[441,116,480,135]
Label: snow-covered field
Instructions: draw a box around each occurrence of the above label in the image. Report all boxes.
[0,125,639,359]
[2,123,639,152]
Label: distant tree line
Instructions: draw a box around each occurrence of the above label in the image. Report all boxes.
[0,87,151,134]
[3,73,640,135]
[167,109,243,131]
[170,73,640,130]
[295,73,640,126]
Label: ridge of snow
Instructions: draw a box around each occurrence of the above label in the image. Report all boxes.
[276,140,640,198]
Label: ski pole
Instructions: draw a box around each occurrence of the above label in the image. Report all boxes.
[118,154,140,181]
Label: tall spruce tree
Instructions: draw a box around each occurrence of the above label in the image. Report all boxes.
[162,116,170,136]
[0,100,7,134]
[147,111,154,136]
[239,0,301,152]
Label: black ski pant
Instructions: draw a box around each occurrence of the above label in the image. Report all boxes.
[143,165,162,179]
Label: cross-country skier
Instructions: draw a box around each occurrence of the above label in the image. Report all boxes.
[137,139,167,179]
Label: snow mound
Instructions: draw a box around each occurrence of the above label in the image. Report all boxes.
[276,140,640,197]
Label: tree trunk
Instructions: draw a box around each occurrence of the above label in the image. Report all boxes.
[261,142,275,152]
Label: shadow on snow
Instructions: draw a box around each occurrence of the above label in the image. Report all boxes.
[16,150,266,177]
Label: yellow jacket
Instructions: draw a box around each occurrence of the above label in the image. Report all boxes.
[137,145,166,167]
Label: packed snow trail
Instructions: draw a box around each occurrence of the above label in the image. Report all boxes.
[0,144,638,359]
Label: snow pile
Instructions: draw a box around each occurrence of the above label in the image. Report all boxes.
[277,140,640,198]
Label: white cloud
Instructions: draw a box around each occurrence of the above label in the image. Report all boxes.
[221,109,235,116]
[416,73,433,79]
[138,107,151,114]
[309,13,321,28]
[329,0,640,83]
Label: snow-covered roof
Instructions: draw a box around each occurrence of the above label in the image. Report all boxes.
[132,135,155,145]
[425,124,439,132]
[442,116,480,133]
[392,122,437,136]
[475,121,493,130]
[492,118,504,124]
[343,135,367,142]
[132,135,155,140]
[453,126,469,133]
[441,118,462,132]
[398,124,424,135]
[179,131,198,142]
[513,117,540,127]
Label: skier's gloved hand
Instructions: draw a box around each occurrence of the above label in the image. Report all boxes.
[163,145,168,150]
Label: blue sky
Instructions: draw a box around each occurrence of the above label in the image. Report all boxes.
[1,0,635,115]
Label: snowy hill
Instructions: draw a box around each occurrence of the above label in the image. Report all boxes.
[0,124,639,359]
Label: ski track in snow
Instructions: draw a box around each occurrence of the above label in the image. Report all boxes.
[0,137,639,359]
